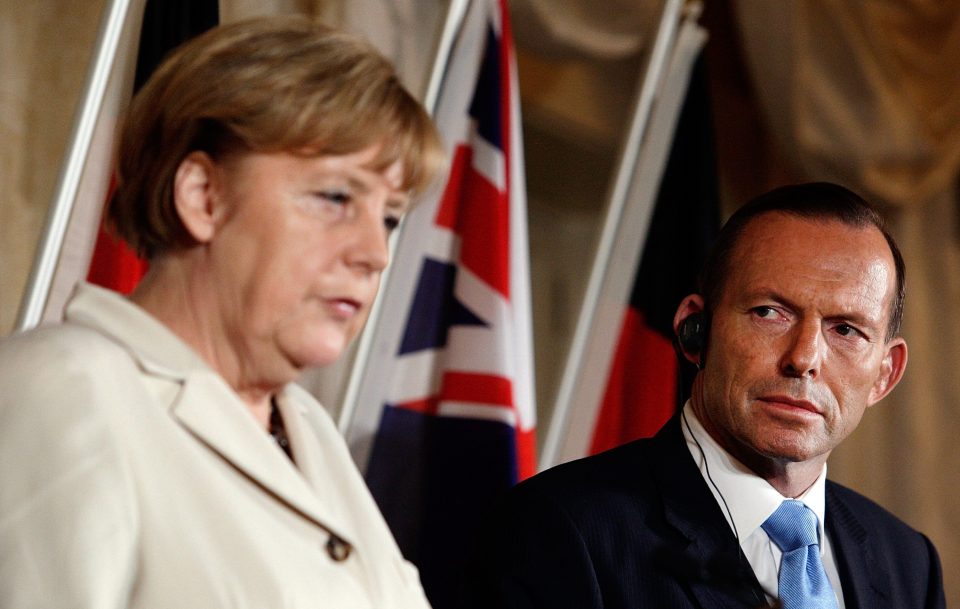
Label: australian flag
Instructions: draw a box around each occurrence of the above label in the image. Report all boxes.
[341,1,536,607]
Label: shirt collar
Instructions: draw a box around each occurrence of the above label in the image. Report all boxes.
[680,401,828,546]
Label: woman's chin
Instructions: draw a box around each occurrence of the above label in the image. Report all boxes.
[280,331,349,371]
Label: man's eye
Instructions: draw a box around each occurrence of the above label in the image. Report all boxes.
[835,324,860,338]
[384,216,401,232]
[752,306,777,319]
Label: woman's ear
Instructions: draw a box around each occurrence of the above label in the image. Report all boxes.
[173,151,222,244]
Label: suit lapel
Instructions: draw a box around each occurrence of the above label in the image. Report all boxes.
[170,370,353,544]
[826,483,889,609]
[650,416,770,609]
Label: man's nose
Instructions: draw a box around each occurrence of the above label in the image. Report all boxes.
[780,319,822,378]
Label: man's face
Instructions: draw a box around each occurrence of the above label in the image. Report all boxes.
[691,213,906,472]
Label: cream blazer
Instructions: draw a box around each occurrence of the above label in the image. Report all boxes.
[0,283,431,609]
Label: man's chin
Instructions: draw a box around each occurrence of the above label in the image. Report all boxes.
[753,435,828,465]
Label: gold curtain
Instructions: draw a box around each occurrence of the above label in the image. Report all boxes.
[0,0,106,333]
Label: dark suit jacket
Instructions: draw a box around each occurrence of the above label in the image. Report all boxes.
[463,416,945,609]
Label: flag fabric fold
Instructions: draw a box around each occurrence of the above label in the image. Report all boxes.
[347,1,536,606]
[538,13,716,466]
[591,52,719,454]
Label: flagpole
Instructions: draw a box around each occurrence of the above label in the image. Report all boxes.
[14,0,145,331]
[337,0,471,436]
[540,0,689,469]
[423,0,472,114]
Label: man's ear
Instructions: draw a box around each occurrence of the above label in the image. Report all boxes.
[673,294,707,367]
[173,151,223,244]
[868,338,908,406]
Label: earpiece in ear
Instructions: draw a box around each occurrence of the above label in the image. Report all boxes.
[678,312,708,360]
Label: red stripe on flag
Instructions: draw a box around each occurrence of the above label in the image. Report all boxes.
[516,427,536,481]
[591,308,677,455]
[439,371,513,406]
[394,372,514,415]
[394,396,441,416]
[458,172,508,299]
[86,229,149,295]
[434,146,470,230]
[434,149,510,299]
[86,180,148,294]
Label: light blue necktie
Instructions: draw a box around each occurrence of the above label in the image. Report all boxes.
[761,500,839,609]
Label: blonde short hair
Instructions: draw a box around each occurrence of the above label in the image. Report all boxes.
[110,16,444,258]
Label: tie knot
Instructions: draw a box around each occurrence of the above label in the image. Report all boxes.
[761,500,820,552]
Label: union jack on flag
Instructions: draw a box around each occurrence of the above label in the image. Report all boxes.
[341,1,535,606]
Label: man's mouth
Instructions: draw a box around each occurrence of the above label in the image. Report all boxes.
[757,395,822,416]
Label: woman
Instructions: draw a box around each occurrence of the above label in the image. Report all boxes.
[0,17,443,609]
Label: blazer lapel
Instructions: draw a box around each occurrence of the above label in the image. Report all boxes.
[65,284,356,547]
[170,369,352,543]
[273,389,341,515]
[826,484,889,609]
[651,417,770,609]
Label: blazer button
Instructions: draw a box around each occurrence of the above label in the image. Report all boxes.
[326,534,352,562]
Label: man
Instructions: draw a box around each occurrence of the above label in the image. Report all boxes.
[463,183,945,608]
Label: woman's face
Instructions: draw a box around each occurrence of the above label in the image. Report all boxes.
[208,145,408,384]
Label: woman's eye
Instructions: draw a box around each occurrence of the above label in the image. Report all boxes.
[318,190,351,205]
[384,216,401,232]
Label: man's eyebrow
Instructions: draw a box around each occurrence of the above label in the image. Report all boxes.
[825,310,884,332]
[742,288,794,309]
[747,288,884,329]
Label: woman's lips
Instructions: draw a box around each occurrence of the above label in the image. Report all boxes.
[326,297,361,320]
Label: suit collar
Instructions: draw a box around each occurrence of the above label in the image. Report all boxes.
[679,403,829,546]
[653,414,891,609]
[650,416,770,608]
[826,482,889,608]
[64,282,355,545]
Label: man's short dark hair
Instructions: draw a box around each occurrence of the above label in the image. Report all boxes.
[699,182,905,340]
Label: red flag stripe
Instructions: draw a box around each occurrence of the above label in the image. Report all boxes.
[591,309,677,454]
[435,145,510,299]
[439,371,513,406]
[393,372,515,416]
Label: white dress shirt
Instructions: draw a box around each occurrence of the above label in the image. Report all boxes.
[680,402,846,608]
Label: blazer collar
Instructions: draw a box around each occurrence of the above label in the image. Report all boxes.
[65,282,206,378]
[64,282,354,544]
[826,483,889,608]
[650,415,771,609]
[171,374,355,537]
